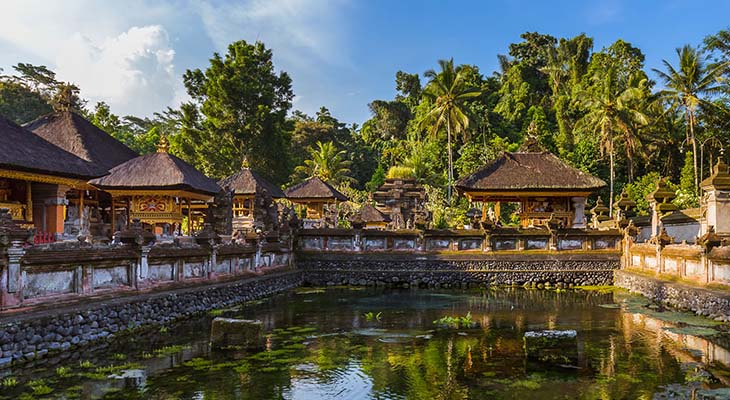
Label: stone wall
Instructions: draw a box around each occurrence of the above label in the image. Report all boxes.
[1,239,292,310]
[624,241,730,287]
[615,269,730,320]
[0,269,301,369]
[299,253,620,288]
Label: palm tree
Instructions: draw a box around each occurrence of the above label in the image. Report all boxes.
[420,59,481,201]
[653,45,727,192]
[576,67,650,213]
[294,141,353,185]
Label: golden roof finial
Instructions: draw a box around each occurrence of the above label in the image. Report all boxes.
[156,136,170,153]
[242,156,250,169]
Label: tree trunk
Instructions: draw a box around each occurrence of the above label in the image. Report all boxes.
[689,110,699,194]
[609,142,614,218]
[447,120,453,203]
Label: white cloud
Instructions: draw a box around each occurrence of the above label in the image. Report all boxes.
[55,26,178,116]
[0,1,182,117]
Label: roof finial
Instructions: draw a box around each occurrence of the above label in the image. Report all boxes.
[242,156,250,169]
[156,136,169,153]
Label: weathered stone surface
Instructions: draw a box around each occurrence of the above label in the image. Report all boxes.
[0,271,301,369]
[524,330,578,365]
[210,318,264,350]
[615,270,730,317]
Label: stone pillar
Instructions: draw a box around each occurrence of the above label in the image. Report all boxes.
[353,229,362,252]
[138,245,152,286]
[571,197,587,229]
[0,209,33,308]
[701,158,730,238]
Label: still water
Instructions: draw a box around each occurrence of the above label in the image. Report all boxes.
[3,287,730,399]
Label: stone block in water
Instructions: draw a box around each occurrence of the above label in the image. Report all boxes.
[523,330,578,365]
[210,318,264,350]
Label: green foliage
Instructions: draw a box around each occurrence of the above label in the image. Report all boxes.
[293,141,354,185]
[363,311,382,322]
[55,366,72,378]
[366,164,386,192]
[386,166,415,179]
[623,172,662,216]
[179,40,293,182]
[433,312,477,329]
[1,376,18,388]
[28,379,53,396]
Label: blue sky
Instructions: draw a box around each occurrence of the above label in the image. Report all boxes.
[1,0,729,125]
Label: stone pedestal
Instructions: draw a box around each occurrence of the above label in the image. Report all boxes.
[571,197,587,229]
[700,158,730,238]
[210,318,264,350]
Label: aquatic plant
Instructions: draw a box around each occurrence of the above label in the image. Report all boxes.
[209,309,225,317]
[28,379,53,396]
[1,377,18,388]
[433,312,478,329]
[55,366,72,378]
[111,353,127,361]
[153,344,191,356]
[78,360,95,369]
[363,311,383,322]
[159,326,168,334]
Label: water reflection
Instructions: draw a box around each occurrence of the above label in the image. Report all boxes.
[2,287,730,399]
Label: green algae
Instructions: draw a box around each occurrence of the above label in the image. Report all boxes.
[153,344,192,356]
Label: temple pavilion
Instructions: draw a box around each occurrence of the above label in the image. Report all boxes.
[284,176,348,228]
[26,111,139,237]
[89,137,221,237]
[355,204,391,229]
[0,116,106,237]
[456,151,605,229]
[219,161,286,232]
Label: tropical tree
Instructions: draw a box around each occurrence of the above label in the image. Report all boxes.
[653,45,728,191]
[575,67,650,212]
[294,141,353,185]
[420,59,481,201]
[181,40,293,182]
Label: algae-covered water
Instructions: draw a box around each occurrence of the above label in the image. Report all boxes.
[3,287,730,399]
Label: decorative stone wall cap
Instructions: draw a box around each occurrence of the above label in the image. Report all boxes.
[701,157,730,190]
[615,189,636,210]
[647,178,677,203]
[194,223,221,246]
[624,220,640,237]
[698,225,723,253]
[651,227,673,247]
[117,218,156,246]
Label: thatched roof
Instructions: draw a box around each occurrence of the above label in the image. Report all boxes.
[359,204,390,223]
[456,152,606,192]
[89,151,221,195]
[0,115,107,179]
[26,111,139,171]
[284,176,348,201]
[219,168,285,198]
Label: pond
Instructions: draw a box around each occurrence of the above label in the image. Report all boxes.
[3,287,730,399]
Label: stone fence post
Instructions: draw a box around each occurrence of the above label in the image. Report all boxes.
[0,208,34,308]
[117,219,156,289]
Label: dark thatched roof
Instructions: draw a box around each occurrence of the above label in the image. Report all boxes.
[89,151,221,195]
[219,168,285,198]
[284,176,348,201]
[456,152,606,192]
[0,115,107,179]
[26,111,139,171]
[359,204,390,223]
